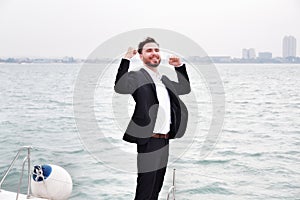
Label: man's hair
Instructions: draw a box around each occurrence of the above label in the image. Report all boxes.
[137,37,159,54]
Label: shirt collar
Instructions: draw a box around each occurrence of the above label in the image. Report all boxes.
[143,66,162,81]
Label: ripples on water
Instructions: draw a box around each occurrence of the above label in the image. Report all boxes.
[0,63,299,199]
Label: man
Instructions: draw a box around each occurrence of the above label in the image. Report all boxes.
[114,37,190,200]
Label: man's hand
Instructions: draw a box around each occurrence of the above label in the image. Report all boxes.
[169,56,182,67]
[124,47,137,59]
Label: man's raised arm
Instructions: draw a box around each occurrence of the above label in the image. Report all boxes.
[168,56,191,95]
[114,47,137,94]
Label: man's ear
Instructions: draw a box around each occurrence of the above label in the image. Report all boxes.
[139,54,143,60]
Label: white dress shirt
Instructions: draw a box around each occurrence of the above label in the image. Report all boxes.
[143,66,171,134]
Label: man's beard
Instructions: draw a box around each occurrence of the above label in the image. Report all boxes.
[144,57,161,68]
[145,61,160,68]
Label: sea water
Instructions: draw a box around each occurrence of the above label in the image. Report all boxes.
[0,63,299,199]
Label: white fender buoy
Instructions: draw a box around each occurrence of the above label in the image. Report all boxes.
[31,164,73,200]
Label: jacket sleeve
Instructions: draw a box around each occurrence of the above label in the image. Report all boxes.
[170,64,191,95]
[114,58,137,94]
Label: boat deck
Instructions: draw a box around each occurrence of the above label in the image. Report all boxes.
[0,190,47,200]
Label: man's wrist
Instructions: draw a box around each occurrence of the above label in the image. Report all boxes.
[175,63,184,67]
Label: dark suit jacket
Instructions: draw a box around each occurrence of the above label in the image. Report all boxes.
[114,59,191,145]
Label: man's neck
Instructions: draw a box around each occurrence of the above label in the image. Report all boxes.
[144,64,159,73]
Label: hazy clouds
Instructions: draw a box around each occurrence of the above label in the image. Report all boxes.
[0,0,299,58]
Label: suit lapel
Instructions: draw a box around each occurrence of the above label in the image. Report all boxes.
[161,75,176,94]
[140,68,156,93]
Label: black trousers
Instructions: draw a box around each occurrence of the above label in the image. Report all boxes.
[134,138,169,200]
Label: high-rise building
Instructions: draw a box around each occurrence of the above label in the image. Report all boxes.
[242,48,256,59]
[248,48,256,59]
[242,49,248,59]
[282,36,297,58]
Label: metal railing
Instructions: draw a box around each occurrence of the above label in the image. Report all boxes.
[0,146,32,200]
[166,169,176,200]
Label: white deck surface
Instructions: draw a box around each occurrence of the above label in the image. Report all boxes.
[0,190,47,199]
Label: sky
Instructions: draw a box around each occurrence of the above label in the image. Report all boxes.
[0,0,299,58]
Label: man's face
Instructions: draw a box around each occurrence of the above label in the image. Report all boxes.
[140,42,161,68]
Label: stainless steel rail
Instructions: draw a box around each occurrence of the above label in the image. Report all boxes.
[0,146,32,199]
[166,169,176,200]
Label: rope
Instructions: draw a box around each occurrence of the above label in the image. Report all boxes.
[32,165,45,182]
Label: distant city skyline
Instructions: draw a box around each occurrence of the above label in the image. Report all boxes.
[0,0,299,58]
[241,35,298,59]
[1,35,298,60]
[1,35,298,59]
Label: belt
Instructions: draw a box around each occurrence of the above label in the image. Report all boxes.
[151,133,169,139]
